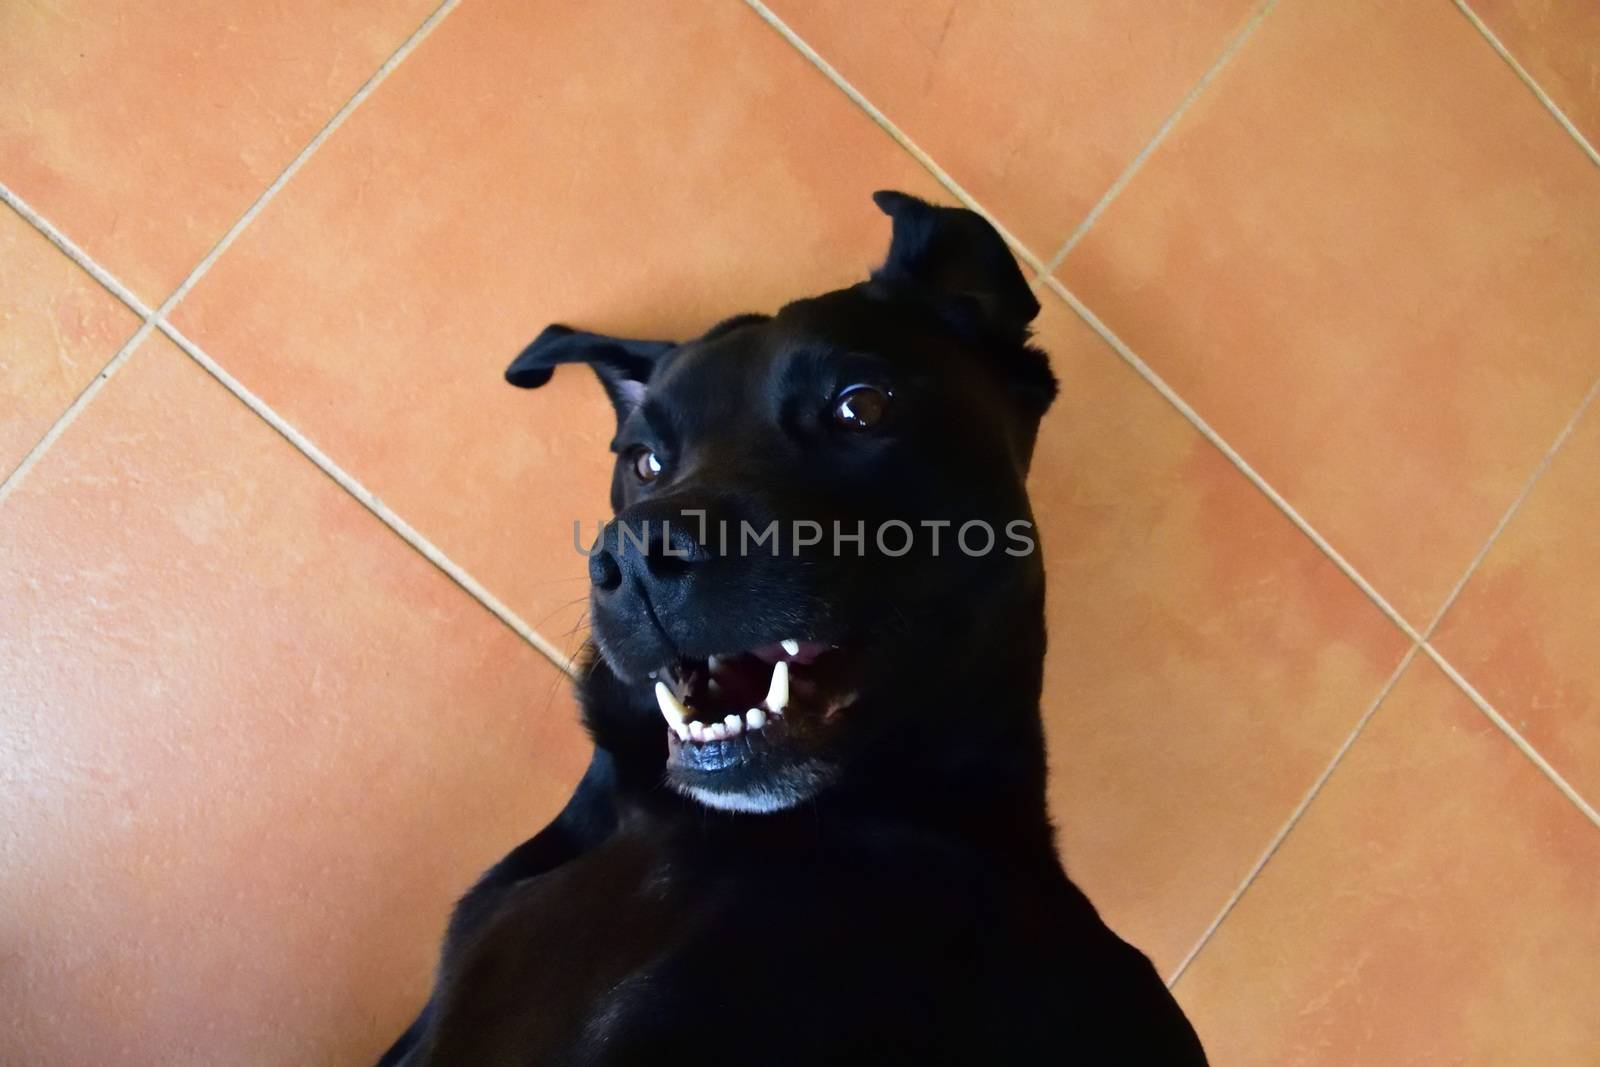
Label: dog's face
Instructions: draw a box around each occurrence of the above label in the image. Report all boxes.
[508,193,1057,813]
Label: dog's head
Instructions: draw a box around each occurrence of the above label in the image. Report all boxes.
[508,192,1057,814]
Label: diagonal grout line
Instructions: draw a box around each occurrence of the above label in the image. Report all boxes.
[1422,643,1600,830]
[158,318,577,676]
[1166,373,1600,977]
[1423,375,1600,639]
[739,0,1589,978]
[0,319,155,506]
[1040,275,1423,644]
[1,189,153,318]
[742,0,1600,897]
[0,0,461,499]
[1165,644,1421,987]
[1454,0,1600,171]
[0,187,160,504]
[1036,0,1280,281]
[741,0,1046,274]
[744,0,1420,656]
[0,0,580,678]
[745,0,1422,654]
[154,0,462,317]
[1163,372,1600,980]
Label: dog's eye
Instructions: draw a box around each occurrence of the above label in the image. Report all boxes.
[632,448,663,482]
[832,385,890,431]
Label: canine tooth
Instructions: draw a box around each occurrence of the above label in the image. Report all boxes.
[706,723,728,742]
[780,639,800,656]
[688,721,706,743]
[764,660,789,713]
[745,707,767,731]
[722,714,743,737]
[655,681,689,725]
[671,723,690,742]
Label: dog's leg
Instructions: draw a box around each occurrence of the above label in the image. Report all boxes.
[373,746,621,1066]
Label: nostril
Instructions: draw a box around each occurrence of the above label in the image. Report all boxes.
[590,548,622,593]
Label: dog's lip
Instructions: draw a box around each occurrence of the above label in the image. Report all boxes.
[651,639,855,753]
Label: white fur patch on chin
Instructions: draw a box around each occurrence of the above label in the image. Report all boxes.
[678,783,798,814]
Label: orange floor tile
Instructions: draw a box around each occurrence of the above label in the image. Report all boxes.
[3,2,1597,1063]
[1471,0,1600,153]
[0,0,438,306]
[1174,659,1600,1064]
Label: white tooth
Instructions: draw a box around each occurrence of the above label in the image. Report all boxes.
[655,681,690,725]
[723,714,743,737]
[707,654,722,671]
[780,639,800,657]
[688,721,706,743]
[707,678,723,696]
[764,660,789,713]
[672,723,690,742]
[706,723,728,742]
[745,707,767,731]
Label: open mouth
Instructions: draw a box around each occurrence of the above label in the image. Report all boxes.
[651,639,857,753]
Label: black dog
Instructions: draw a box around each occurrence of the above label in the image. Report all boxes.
[378,191,1206,1065]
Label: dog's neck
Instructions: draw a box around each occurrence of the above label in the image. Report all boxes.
[831,576,1055,855]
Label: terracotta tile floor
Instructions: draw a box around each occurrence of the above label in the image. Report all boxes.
[2,2,1597,1063]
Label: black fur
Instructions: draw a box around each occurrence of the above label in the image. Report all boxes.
[379,192,1205,1065]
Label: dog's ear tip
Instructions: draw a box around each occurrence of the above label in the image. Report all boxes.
[503,325,674,407]
[505,323,581,387]
[871,189,924,217]
[504,363,555,389]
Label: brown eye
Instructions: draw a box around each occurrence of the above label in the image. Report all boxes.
[833,385,890,431]
[633,448,663,482]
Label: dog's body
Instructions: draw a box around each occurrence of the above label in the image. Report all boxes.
[381,193,1205,1065]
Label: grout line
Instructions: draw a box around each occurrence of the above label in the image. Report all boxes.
[0,186,162,502]
[1,189,154,318]
[1171,370,1600,976]
[1422,643,1600,830]
[153,0,462,318]
[0,0,462,497]
[1165,644,1421,987]
[0,0,578,678]
[741,0,1046,274]
[1454,0,1600,171]
[743,0,1422,663]
[747,0,1430,676]
[740,0,1413,671]
[1040,275,1424,644]
[755,0,1600,860]
[0,321,155,506]
[1036,0,1280,280]
[158,319,577,676]
[1423,375,1600,638]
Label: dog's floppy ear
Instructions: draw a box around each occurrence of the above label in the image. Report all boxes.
[870,190,1040,339]
[506,325,674,421]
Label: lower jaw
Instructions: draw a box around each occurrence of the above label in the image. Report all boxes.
[666,746,836,815]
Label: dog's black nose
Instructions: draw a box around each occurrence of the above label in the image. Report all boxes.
[587,494,778,676]
[590,508,710,602]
